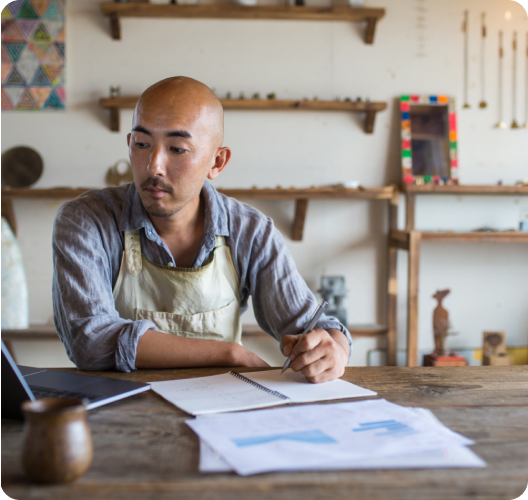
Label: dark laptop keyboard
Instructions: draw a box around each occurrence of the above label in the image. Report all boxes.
[29,385,98,403]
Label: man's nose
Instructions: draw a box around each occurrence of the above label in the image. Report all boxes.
[148,146,167,176]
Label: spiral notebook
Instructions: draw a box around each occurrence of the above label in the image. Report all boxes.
[149,369,377,416]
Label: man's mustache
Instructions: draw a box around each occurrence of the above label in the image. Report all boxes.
[140,177,174,194]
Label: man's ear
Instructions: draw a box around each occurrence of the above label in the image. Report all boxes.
[207,147,231,181]
[127,133,131,147]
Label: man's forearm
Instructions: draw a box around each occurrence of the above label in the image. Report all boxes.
[135,329,238,369]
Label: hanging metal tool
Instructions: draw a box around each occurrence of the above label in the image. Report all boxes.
[479,13,487,108]
[524,32,528,128]
[512,31,519,129]
[463,10,470,108]
[496,31,507,128]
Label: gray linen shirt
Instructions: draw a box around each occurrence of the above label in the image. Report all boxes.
[52,182,352,371]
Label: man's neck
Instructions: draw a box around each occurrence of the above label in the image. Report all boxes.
[149,194,205,267]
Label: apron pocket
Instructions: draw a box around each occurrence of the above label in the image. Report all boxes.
[136,299,240,342]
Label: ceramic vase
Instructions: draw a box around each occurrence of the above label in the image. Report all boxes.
[1,217,29,330]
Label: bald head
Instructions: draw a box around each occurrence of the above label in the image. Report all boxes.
[128,77,231,220]
[133,76,224,148]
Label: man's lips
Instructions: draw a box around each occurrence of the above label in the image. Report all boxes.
[145,187,168,198]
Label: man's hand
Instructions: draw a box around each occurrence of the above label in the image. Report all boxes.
[280,328,349,383]
[230,344,270,368]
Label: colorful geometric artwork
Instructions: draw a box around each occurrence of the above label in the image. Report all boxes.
[400,95,458,186]
[1,0,65,110]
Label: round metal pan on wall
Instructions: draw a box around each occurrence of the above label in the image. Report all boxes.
[1,146,43,188]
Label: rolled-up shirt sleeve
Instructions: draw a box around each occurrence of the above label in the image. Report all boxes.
[237,214,353,364]
[52,204,155,372]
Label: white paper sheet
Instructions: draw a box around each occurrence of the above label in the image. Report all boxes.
[187,399,476,475]
[150,369,376,415]
[198,408,486,473]
[199,441,486,473]
[243,369,377,403]
[150,372,285,415]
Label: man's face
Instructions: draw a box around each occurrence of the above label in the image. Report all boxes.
[127,96,220,218]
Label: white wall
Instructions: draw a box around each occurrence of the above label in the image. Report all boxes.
[2,0,527,367]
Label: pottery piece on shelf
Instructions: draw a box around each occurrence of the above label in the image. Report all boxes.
[1,217,29,330]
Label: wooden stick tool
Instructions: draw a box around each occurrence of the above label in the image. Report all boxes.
[524,32,528,128]
[496,31,507,128]
[479,12,487,108]
[463,10,470,108]
[512,31,520,129]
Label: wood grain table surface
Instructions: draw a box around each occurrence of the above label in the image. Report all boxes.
[2,366,527,500]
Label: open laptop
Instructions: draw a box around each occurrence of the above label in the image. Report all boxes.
[1,340,150,420]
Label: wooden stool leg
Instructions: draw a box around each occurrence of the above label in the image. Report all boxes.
[386,189,399,366]
[407,231,421,367]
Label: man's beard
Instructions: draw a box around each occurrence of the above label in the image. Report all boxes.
[143,203,181,218]
[139,176,181,218]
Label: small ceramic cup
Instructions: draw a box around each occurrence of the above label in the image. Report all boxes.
[22,398,93,484]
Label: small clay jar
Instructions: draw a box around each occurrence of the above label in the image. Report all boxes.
[21,398,93,483]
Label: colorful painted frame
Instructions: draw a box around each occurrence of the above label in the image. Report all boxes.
[400,95,458,185]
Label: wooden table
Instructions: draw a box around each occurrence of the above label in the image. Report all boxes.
[2,366,528,500]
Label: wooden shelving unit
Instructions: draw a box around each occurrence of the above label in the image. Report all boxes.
[1,185,395,242]
[100,3,386,44]
[2,323,388,344]
[1,185,397,360]
[391,184,528,367]
[99,96,387,134]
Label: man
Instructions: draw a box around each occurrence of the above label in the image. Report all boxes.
[52,77,351,383]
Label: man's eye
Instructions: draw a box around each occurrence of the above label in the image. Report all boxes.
[171,147,185,154]
[135,142,148,148]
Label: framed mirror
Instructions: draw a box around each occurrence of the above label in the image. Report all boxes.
[400,95,459,185]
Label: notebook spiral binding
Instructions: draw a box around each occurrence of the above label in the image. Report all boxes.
[229,372,289,401]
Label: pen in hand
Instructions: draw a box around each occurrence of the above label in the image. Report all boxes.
[281,301,328,375]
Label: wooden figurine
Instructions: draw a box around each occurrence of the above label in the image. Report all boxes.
[433,289,450,356]
[423,289,468,367]
[482,331,513,366]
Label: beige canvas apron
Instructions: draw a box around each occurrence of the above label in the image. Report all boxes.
[113,230,242,344]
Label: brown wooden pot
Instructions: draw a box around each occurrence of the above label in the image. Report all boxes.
[21,398,93,484]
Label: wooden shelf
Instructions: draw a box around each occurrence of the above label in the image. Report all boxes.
[402,184,528,195]
[99,96,387,133]
[390,229,528,249]
[100,3,385,44]
[3,324,387,343]
[2,325,58,341]
[1,186,394,200]
[243,324,387,339]
[1,187,92,199]
[1,185,395,242]
[420,231,528,243]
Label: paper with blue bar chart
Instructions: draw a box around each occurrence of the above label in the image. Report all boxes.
[187,399,483,475]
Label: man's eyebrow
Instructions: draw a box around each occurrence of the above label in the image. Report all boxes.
[166,130,192,139]
[132,125,152,136]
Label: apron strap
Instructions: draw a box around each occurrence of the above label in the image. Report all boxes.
[124,230,142,277]
[214,235,226,248]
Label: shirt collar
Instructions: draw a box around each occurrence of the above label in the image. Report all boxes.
[118,181,229,239]
[118,183,154,233]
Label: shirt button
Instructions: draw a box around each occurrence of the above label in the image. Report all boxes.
[167,262,175,267]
